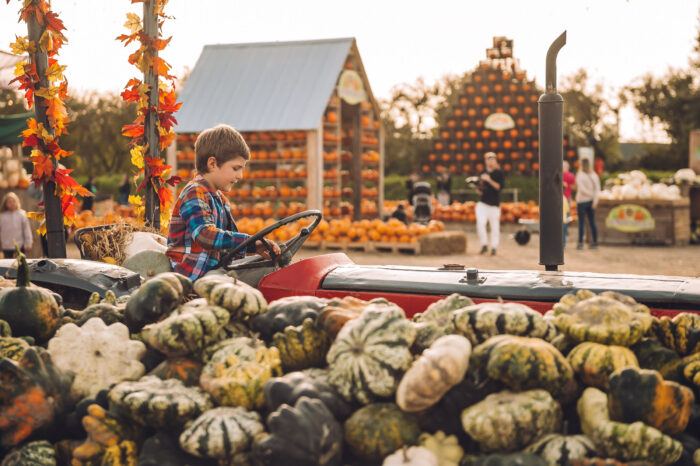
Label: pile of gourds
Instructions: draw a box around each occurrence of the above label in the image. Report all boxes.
[0,248,699,465]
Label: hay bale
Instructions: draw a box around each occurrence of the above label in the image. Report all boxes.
[419,231,467,255]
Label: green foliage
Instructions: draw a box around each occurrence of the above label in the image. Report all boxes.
[60,92,136,177]
[74,174,129,199]
[560,69,621,167]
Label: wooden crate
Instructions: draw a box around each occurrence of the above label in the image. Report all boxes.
[595,198,690,246]
[372,241,421,254]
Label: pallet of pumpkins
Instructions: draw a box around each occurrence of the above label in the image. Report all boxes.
[600,170,686,201]
[0,147,31,189]
[0,248,699,465]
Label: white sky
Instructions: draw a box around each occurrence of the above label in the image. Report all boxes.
[1,0,699,142]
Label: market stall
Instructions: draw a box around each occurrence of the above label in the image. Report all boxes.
[172,38,384,221]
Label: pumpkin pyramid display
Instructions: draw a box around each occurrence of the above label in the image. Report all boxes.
[424,36,577,178]
[1,274,699,465]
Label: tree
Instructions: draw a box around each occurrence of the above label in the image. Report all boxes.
[60,92,137,176]
[380,74,464,176]
[620,8,700,171]
[560,69,621,168]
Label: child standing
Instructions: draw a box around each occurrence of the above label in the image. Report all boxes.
[167,124,280,280]
[0,192,33,258]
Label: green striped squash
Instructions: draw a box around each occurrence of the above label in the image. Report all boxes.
[179,407,264,459]
[652,313,700,356]
[591,421,683,465]
[0,336,30,362]
[461,389,562,452]
[567,342,638,389]
[326,302,416,404]
[452,300,557,345]
[524,434,596,466]
[1,440,56,465]
[412,293,473,351]
[194,274,267,320]
[630,337,683,381]
[470,335,573,397]
[125,272,191,331]
[344,402,420,462]
[576,387,610,437]
[271,317,330,371]
[140,299,230,358]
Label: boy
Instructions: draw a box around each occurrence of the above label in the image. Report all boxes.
[167,124,280,280]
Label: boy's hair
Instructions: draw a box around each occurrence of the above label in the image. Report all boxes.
[0,192,22,213]
[195,124,250,173]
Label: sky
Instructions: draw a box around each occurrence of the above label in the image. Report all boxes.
[1,0,699,142]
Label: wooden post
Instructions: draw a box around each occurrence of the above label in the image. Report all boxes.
[351,104,362,221]
[28,15,66,258]
[143,0,160,229]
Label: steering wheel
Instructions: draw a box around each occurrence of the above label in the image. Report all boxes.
[216,210,323,270]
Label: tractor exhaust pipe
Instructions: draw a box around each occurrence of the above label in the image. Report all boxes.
[538,31,566,271]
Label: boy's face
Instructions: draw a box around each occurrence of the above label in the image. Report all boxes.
[207,155,246,191]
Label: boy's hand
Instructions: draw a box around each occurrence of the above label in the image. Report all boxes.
[255,239,281,259]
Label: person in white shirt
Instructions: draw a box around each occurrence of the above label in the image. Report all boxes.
[574,158,601,250]
[0,192,33,258]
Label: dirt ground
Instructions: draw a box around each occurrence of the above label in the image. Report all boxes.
[295,230,700,278]
[65,229,699,277]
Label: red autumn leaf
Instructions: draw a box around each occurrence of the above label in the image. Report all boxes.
[121,87,141,104]
[166,175,182,187]
[55,169,92,197]
[152,37,171,51]
[31,153,55,181]
[45,10,66,34]
[124,78,141,88]
[158,185,173,206]
[122,124,144,139]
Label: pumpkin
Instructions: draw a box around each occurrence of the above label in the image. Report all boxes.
[139,431,214,466]
[251,295,329,341]
[524,434,596,466]
[630,337,683,381]
[148,356,203,386]
[553,296,650,347]
[72,404,139,466]
[452,299,557,345]
[553,290,651,317]
[418,431,463,466]
[577,387,610,437]
[461,453,547,465]
[47,318,146,399]
[652,313,700,356]
[263,370,353,420]
[97,441,138,465]
[179,406,264,459]
[0,337,29,362]
[383,446,439,466]
[108,375,213,429]
[0,246,61,341]
[607,366,695,435]
[567,460,653,466]
[253,396,343,466]
[200,340,282,409]
[271,317,330,371]
[125,272,191,331]
[0,347,74,448]
[344,402,420,463]
[316,296,370,339]
[412,293,473,351]
[326,302,416,404]
[567,342,638,389]
[194,274,267,320]
[590,421,683,465]
[469,335,573,397]
[396,334,471,412]
[0,440,56,465]
[140,299,230,358]
[461,389,562,452]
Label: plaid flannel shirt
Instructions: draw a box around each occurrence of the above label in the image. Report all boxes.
[167,175,254,280]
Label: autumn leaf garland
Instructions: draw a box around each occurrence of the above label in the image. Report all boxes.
[7,0,91,233]
[118,0,182,230]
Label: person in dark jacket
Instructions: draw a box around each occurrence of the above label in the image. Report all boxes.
[475,152,505,255]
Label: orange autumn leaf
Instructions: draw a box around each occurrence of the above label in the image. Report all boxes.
[30,151,55,180]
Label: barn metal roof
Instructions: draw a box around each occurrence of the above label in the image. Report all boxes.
[175,37,362,133]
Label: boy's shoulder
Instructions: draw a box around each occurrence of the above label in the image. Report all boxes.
[177,177,229,206]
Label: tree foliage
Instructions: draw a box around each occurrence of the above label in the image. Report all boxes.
[560,69,621,168]
[0,89,28,115]
[60,92,136,176]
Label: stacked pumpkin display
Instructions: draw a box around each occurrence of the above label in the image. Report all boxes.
[1,249,699,465]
